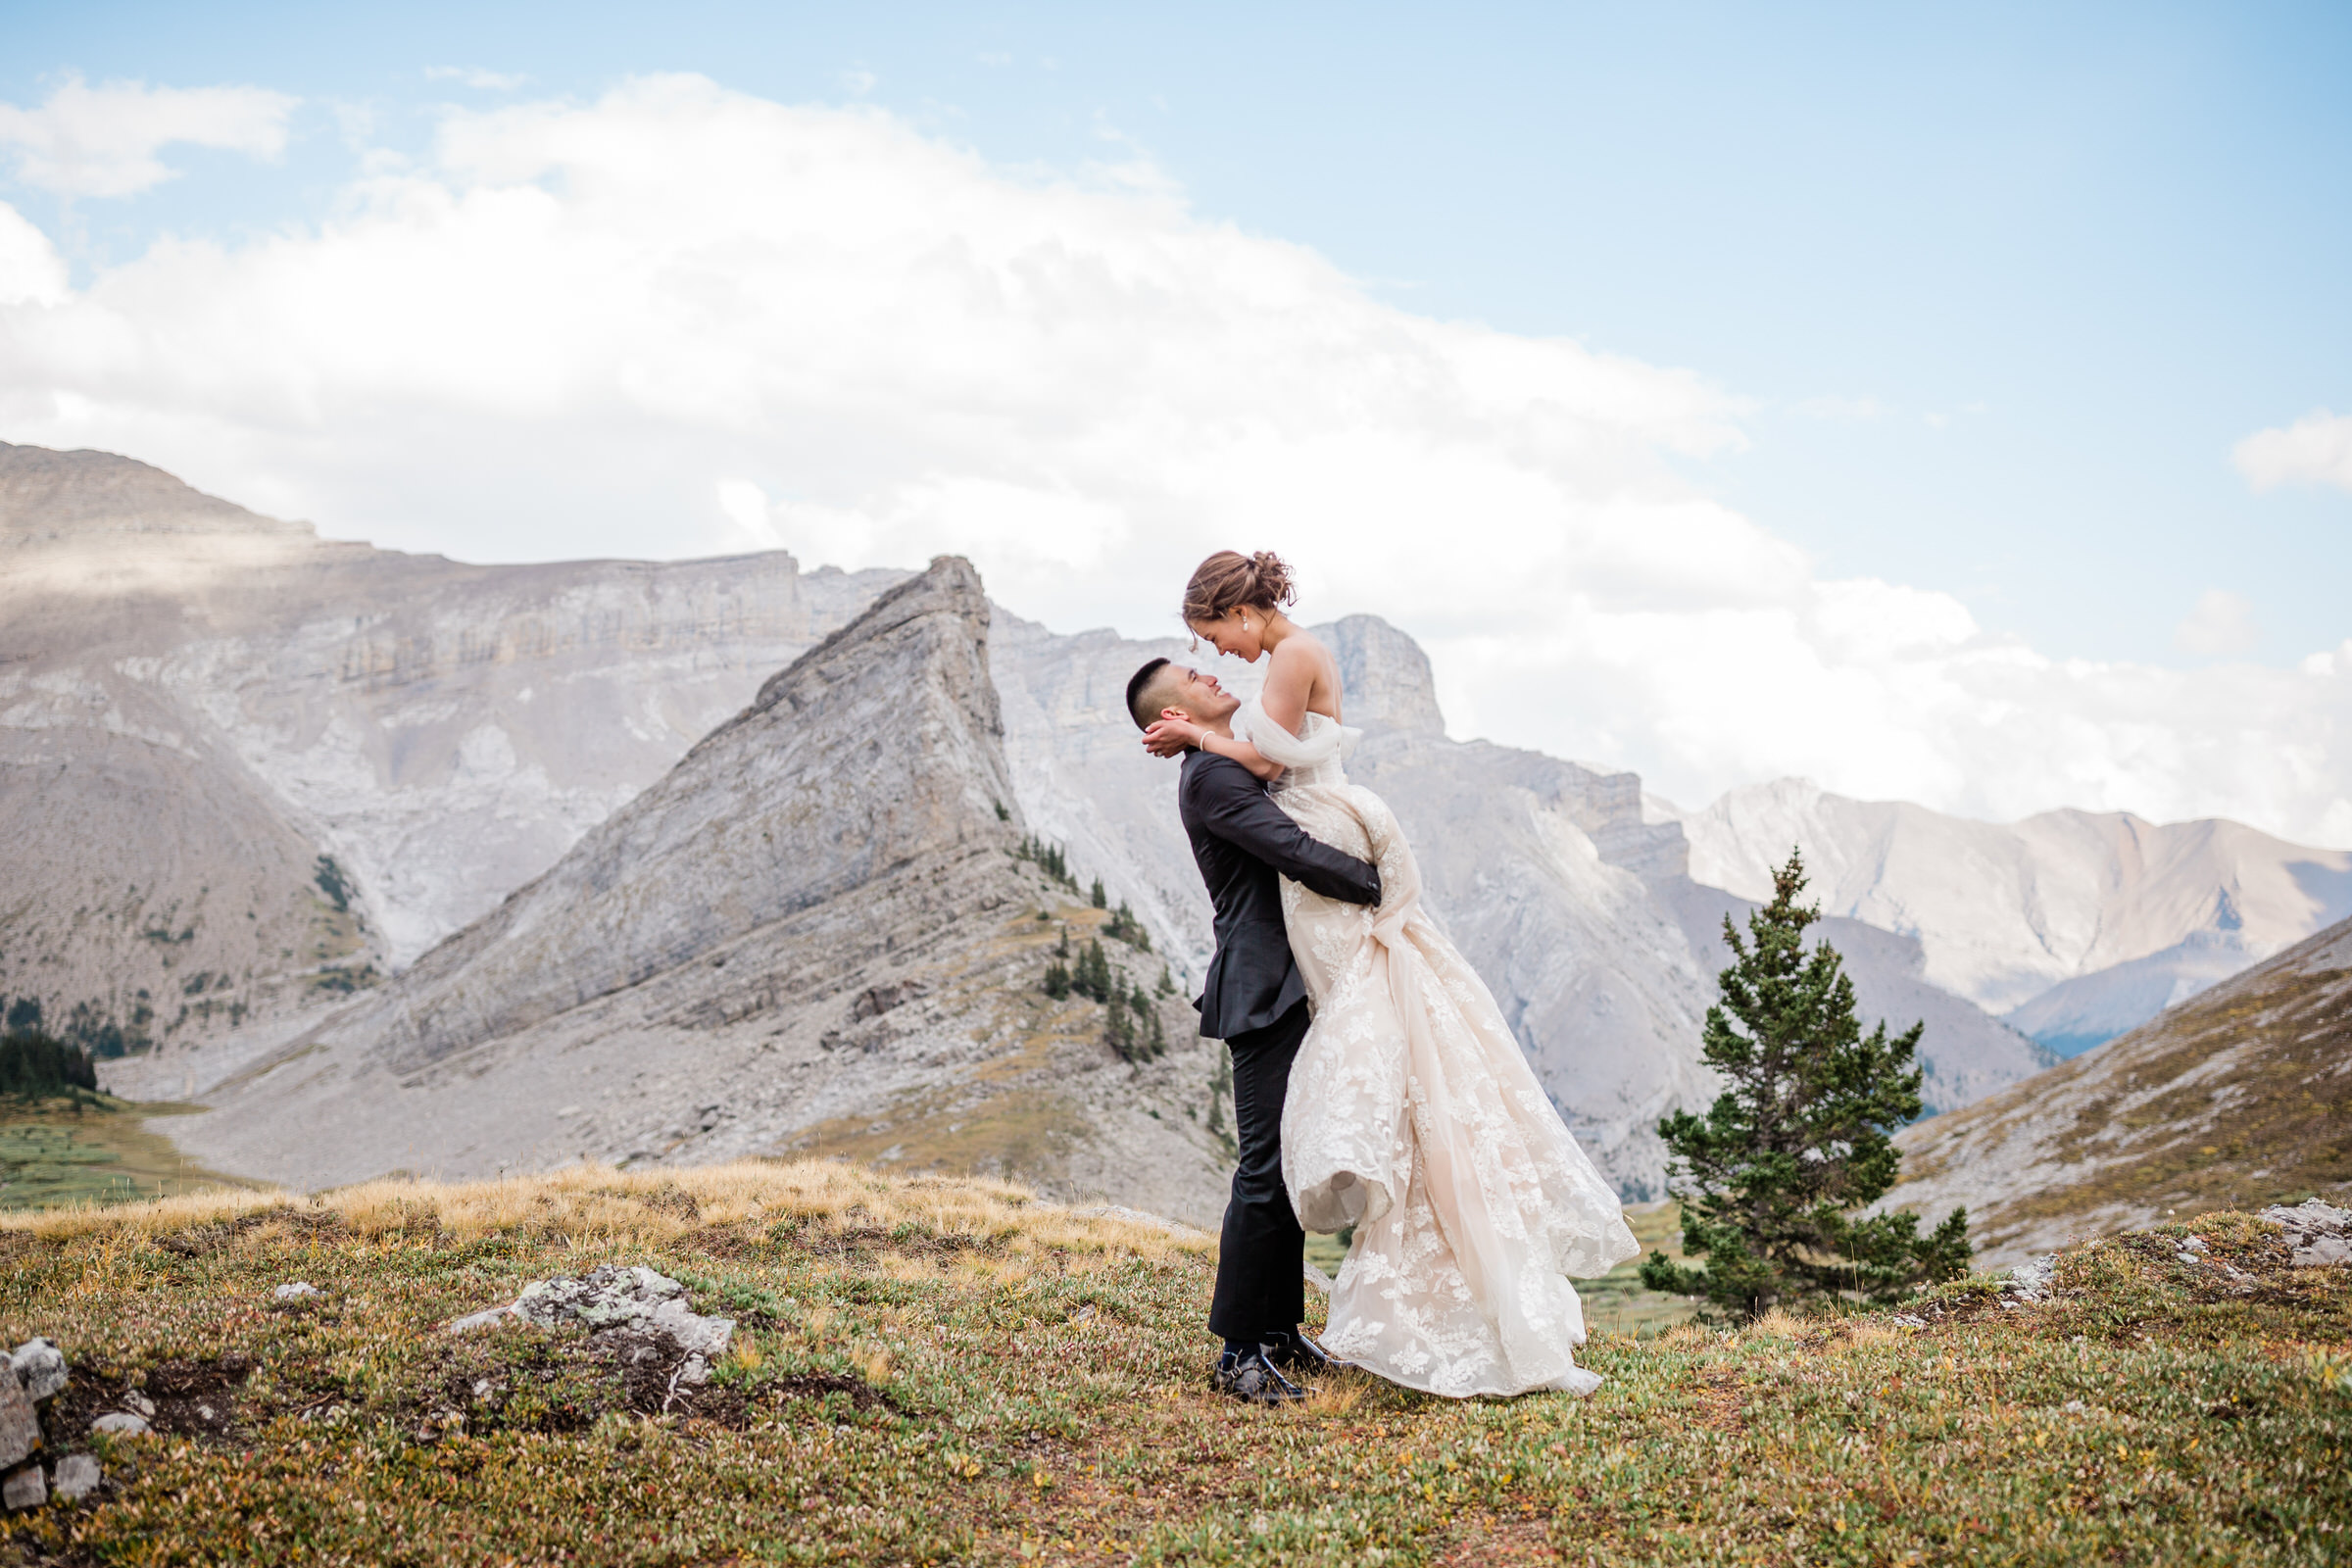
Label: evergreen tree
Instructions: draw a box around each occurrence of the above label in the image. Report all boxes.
[1105,901,1152,951]
[1042,960,1070,1001]
[1072,938,1112,1004]
[1155,965,1176,998]
[1640,852,1972,1317]
[0,1024,98,1098]
[1090,877,1107,909]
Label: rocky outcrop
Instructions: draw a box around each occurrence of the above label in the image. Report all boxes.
[161,560,1230,1220]
[1,1334,93,1512]
[1883,912,2352,1265]
[2260,1199,2352,1268]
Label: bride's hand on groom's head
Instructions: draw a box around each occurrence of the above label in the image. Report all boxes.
[1141,712,1200,759]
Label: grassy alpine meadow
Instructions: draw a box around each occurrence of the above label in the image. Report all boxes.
[0,1160,2346,1566]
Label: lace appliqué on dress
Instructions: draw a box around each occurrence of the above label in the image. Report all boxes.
[1242,704,1642,1399]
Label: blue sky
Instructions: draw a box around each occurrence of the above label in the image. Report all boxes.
[8,1,2347,667]
[2,2,2348,839]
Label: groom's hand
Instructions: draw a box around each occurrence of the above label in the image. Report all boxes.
[1142,710,1202,759]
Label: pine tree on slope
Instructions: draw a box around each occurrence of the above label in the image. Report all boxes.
[1640,851,1972,1318]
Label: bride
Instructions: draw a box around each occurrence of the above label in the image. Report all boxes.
[1144,550,1638,1397]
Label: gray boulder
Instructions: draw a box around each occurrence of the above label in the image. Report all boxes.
[89,1413,149,1437]
[514,1265,736,1384]
[2,1465,44,1511]
[270,1282,323,1301]
[2004,1253,2060,1303]
[7,1340,65,1402]
[0,1372,36,1470]
[51,1453,99,1501]
[2259,1199,2352,1267]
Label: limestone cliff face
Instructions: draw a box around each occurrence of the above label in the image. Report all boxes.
[0,441,892,1048]
[164,560,1231,1220]
[352,558,1022,1070]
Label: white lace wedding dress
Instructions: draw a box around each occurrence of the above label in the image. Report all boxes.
[1236,699,1640,1397]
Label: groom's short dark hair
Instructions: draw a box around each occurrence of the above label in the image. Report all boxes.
[1126,658,1175,731]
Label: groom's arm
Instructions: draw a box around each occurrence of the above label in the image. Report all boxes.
[1190,757,1383,906]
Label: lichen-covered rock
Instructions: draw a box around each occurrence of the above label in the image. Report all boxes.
[8,1339,64,1402]
[2,1464,44,1511]
[270,1282,323,1301]
[0,1369,37,1470]
[89,1413,148,1437]
[2260,1199,2352,1267]
[50,1453,99,1501]
[2005,1254,2060,1302]
[511,1266,735,1384]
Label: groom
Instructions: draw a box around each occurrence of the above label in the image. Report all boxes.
[1126,657,1383,1404]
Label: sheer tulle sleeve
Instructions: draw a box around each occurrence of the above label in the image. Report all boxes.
[1234,698,1358,770]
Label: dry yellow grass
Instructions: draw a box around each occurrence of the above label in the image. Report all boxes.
[0,1155,1206,1269]
[0,1164,2344,1564]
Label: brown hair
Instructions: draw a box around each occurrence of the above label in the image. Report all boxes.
[1182,550,1296,627]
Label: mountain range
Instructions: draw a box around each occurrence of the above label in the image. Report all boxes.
[8,441,2344,1216]
[1667,777,2352,1054]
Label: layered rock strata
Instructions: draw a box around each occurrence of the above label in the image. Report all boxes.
[1,440,893,1049]
[162,560,1230,1220]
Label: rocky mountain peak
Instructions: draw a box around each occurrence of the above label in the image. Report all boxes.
[347,554,1018,1071]
[159,554,1225,1215]
[1323,613,1446,734]
[0,442,312,541]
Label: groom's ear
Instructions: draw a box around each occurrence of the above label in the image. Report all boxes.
[1125,657,1176,731]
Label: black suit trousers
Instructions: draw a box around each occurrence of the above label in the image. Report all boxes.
[1206,999,1310,1342]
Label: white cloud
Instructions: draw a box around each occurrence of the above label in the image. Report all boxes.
[839,69,878,96]
[0,75,297,198]
[2175,589,2258,658]
[425,68,532,91]
[0,74,2346,849]
[2233,408,2352,494]
[0,202,68,305]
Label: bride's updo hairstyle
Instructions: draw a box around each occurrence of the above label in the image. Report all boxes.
[1183,550,1296,628]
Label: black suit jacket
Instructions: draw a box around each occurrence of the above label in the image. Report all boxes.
[1179,748,1382,1040]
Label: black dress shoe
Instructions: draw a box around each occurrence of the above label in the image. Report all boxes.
[1260,1328,1351,1376]
[1210,1346,1309,1405]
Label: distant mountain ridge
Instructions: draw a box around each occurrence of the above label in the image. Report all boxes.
[1667,777,2352,1054]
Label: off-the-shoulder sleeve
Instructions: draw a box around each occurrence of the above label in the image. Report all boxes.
[1234,699,1359,769]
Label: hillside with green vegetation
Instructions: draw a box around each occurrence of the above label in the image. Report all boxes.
[1,1160,2343,1566]
[1886,912,2352,1264]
